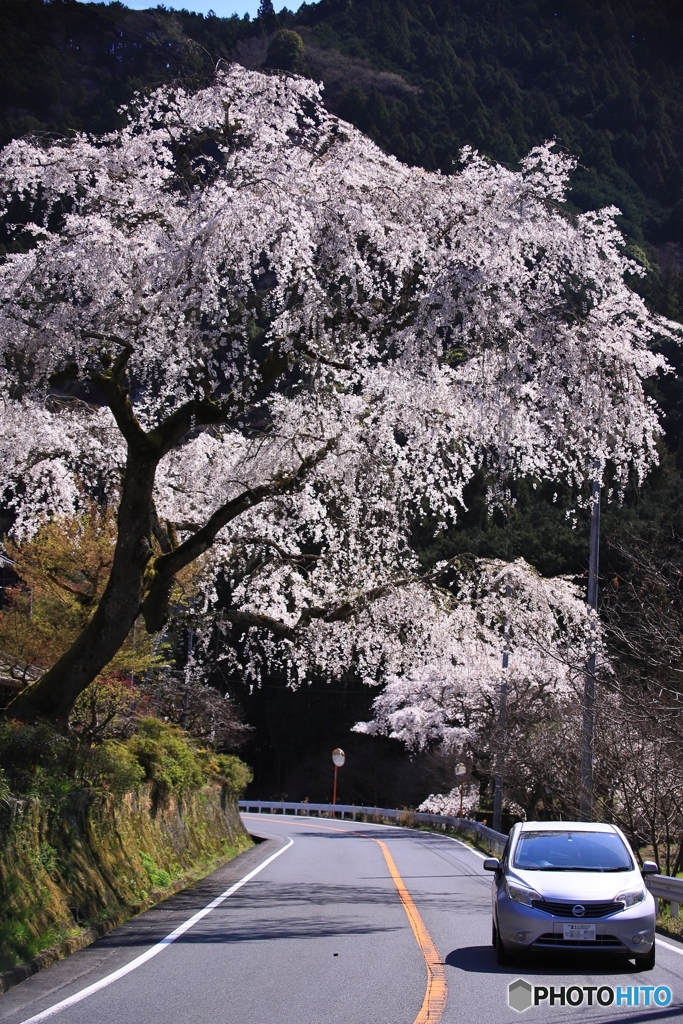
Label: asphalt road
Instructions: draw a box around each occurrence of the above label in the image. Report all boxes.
[1,813,683,1024]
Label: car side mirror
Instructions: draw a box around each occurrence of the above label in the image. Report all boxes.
[483,857,500,872]
[641,861,658,875]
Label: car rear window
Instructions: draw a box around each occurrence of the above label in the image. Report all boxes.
[513,831,633,871]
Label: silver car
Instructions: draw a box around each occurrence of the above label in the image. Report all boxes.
[484,821,657,969]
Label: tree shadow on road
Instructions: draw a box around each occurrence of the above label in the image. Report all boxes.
[91,879,424,952]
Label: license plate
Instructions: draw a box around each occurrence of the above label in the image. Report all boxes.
[564,923,595,941]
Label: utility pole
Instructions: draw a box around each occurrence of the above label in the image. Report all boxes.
[579,461,601,821]
[492,583,512,834]
[182,623,193,730]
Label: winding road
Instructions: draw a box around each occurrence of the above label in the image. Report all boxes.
[1,813,683,1024]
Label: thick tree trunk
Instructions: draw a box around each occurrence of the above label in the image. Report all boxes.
[5,447,157,727]
[3,397,337,727]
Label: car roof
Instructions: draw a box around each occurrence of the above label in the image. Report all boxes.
[517,821,618,833]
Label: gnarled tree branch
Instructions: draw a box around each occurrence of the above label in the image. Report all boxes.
[140,437,339,633]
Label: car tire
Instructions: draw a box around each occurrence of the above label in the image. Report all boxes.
[634,943,656,972]
[492,921,497,948]
[495,921,514,965]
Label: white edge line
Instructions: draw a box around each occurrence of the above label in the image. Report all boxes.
[656,937,683,957]
[19,837,294,1024]
[440,833,487,859]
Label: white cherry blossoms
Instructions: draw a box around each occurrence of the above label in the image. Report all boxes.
[0,65,678,698]
[353,558,594,749]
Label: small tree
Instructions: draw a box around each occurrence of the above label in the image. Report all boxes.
[266,30,306,74]
[355,558,593,819]
[258,0,277,31]
[597,534,683,872]
[143,668,251,750]
[0,507,157,687]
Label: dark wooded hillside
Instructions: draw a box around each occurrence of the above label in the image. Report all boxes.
[2,0,683,255]
[295,0,683,252]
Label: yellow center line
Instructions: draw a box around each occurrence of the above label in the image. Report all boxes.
[242,815,448,1024]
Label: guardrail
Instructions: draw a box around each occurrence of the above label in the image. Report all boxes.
[238,800,507,853]
[646,872,683,918]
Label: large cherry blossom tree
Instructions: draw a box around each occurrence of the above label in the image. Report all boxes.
[0,64,677,725]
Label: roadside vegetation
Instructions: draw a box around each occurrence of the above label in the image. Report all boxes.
[0,716,252,974]
[0,717,251,804]
[0,515,252,976]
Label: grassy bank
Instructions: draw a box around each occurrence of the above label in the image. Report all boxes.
[0,718,252,979]
[656,899,683,942]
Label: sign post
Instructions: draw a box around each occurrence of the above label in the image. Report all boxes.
[331,748,345,813]
[455,762,467,818]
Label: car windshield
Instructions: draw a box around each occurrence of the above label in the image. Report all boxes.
[513,831,633,872]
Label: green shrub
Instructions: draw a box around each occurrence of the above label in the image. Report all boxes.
[0,722,146,798]
[0,721,74,797]
[0,716,251,803]
[124,720,252,799]
[199,752,252,794]
[77,741,145,794]
[140,852,172,889]
[126,719,204,798]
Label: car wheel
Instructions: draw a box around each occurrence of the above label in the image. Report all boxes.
[492,921,497,948]
[634,943,656,972]
[495,921,514,965]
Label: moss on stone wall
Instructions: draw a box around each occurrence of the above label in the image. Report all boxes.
[0,783,252,974]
